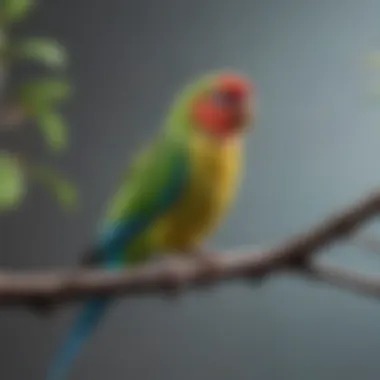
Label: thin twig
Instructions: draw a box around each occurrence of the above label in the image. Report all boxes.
[348,232,380,255]
[297,261,380,298]
[0,102,25,130]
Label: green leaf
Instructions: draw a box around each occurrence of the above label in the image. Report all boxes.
[17,77,72,114]
[36,111,67,153]
[0,0,35,24]
[33,164,78,211]
[0,151,25,210]
[12,37,68,69]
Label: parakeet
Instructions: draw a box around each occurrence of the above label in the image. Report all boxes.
[45,70,255,380]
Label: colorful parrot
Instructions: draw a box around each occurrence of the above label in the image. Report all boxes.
[45,70,255,380]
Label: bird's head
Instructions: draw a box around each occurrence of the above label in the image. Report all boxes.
[165,70,255,140]
[190,71,255,139]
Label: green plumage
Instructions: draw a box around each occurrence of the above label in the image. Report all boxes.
[100,71,221,244]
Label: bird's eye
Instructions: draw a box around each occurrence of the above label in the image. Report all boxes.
[211,90,233,105]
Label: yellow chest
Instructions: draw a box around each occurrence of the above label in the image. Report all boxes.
[152,134,243,251]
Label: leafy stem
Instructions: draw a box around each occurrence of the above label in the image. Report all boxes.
[0,0,78,212]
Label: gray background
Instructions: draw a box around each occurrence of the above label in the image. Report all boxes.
[2,0,380,379]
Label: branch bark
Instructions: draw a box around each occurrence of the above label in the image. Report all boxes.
[2,190,380,309]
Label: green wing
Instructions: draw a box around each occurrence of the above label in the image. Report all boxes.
[95,135,189,264]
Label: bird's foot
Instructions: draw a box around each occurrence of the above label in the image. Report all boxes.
[185,247,223,281]
[155,256,186,299]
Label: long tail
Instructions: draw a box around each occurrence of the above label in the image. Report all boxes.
[45,297,111,380]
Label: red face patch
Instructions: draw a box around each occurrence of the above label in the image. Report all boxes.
[191,73,253,137]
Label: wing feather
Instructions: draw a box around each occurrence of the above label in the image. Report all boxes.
[97,136,189,264]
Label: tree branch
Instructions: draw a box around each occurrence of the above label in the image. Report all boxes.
[2,190,380,310]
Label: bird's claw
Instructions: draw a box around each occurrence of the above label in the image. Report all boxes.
[197,255,223,278]
[160,260,185,299]
[186,247,223,281]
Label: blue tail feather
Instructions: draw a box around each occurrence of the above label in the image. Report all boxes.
[45,297,110,380]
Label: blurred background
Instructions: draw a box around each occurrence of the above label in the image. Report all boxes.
[2,0,380,379]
